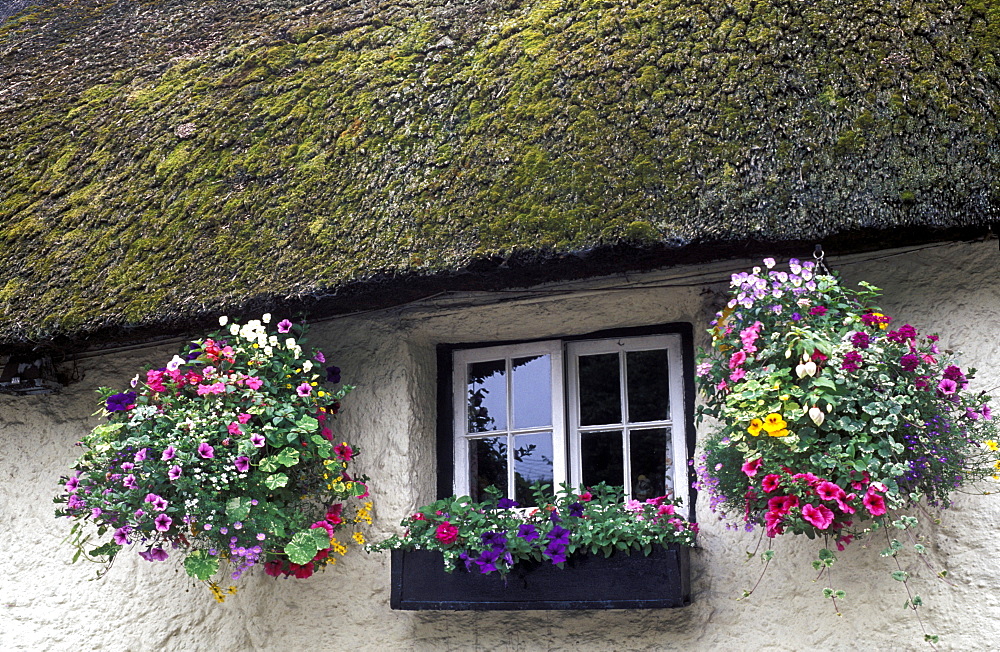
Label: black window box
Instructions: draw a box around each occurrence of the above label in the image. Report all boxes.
[389,544,691,610]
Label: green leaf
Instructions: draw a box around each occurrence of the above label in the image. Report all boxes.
[294,415,319,433]
[276,448,300,467]
[891,570,909,582]
[184,551,220,581]
[264,473,289,490]
[227,497,252,521]
[761,549,775,562]
[285,531,323,565]
[259,456,280,473]
[311,435,333,457]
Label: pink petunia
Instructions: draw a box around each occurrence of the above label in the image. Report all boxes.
[815,481,845,501]
[863,490,887,516]
[296,383,312,397]
[154,514,173,532]
[228,422,242,435]
[238,413,252,424]
[198,442,214,459]
[767,494,799,515]
[167,465,182,481]
[729,368,746,382]
[161,446,176,461]
[277,319,293,333]
[801,503,835,530]
[244,376,263,390]
[761,474,782,493]
[937,378,958,395]
[334,443,354,462]
[729,350,747,369]
[234,456,250,473]
[741,457,763,478]
[250,433,266,448]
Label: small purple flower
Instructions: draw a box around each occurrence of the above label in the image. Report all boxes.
[568,502,585,518]
[326,366,341,384]
[234,456,250,473]
[900,353,920,372]
[154,514,172,532]
[168,465,182,481]
[161,446,176,461]
[135,509,145,519]
[121,462,134,472]
[481,531,508,550]
[982,404,993,420]
[790,312,803,321]
[204,523,213,530]
[145,494,168,511]
[106,392,137,412]
[277,319,293,333]
[138,547,169,562]
[113,526,131,545]
[123,474,137,489]
[65,476,80,493]
[497,497,519,509]
[296,383,312,397]
[198,442,214,459]
[517,523,538,542]
[134,448,148,462]
[548,525,570,545]
[250,433,266,448]
[850,331,871,349]
[315,351,326,363]
[475,548,503,574]
[91,507,102,519]
[256,533,266,541]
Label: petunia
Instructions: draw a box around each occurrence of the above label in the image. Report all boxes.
[106,392,137,412]
[801,503,835,530]
[481,531,508,550]
[296,383,312,397]
[568,502,585,518]
[250,433,266,448]
[123,474,137,489]
[863,490,887,516]
[113,526,132,546]
[198,442,215,459]
[937,378,958,395]
[741,457,763,477]
[497,497,519,509]
[154,514,173,532]
[139,547,169,562]
[517,523,539,542]
[238,413,252,424]
[334,443,354,462]
[761,474,782,492]
[234,456,250,473]
[326,366,342,384]
[134,448,148,462]
[315,351,326,363]
[227,422,242,436]
[145,494,168,511]
[244,376,263,390]
[167,465,182,481]
[277,319,293,333]
[815,481,845,501]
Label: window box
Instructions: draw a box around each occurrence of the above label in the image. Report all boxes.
[389,544,691,610]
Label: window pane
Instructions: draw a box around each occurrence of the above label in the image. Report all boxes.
[578,353,622,426]
[630,427,671,500]
[581,430,623,488]
[469,437,507,501]
[627,349,670,423]
[467,360,507,433]
[513,432,553,507]
[512,355,552,429]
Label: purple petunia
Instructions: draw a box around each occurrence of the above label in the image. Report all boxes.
[296,383,312,397]
[106,392,137,412]
[113,526,131,546]
[123,474,137,489]
[277,319,293,333]
[167,465,182,481]
[326,366,341,384]
[497,497,519,509]
[315,351,326,363]
[154,513,172,532]
[138,547,169,562]
[517,523,539,542]
[568,502,585,518]
[250,433,266,448]
[234,456,250,473]
[481,531,508,550]
[198,442,214,459]
[161,446,176,461]
[900,353,920,372]
[145,493,168,511]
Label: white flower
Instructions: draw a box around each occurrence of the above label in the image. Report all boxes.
[269,336,278,347]
[230,324,239,336]
[808,406,826,426]
[130,374,140,388]
[285,337,296,349]
[219,316,228,326]
[303,360,313,373]
[166,355,185,372]
[262,313,271,324]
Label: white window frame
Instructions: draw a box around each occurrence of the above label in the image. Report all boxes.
[451,333,689,513]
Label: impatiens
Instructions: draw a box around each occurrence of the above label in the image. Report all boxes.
[370,484,696,575]
[694,257,1000,636]
[55,316,372,602]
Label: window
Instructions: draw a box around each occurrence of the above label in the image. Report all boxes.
[442,327,693,512]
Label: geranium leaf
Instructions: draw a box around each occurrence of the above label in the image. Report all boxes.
[183,551,220,581]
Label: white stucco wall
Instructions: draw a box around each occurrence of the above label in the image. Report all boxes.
[2,240,999,650]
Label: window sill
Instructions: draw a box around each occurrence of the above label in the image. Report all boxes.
[389,544,691,610]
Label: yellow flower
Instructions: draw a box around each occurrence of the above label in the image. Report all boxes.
[353,532,366,545]
[318,391,326,398]
[762,413,789,437]
[779,394,790,401]
[986,440,999,452]
[747,418,763,436]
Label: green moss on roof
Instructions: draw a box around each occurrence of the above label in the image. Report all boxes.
[1,0,998,343]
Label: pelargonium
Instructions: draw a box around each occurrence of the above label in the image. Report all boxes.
[55,316,372,601]
[369,483,696,574]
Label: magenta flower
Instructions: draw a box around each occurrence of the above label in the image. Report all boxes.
[315,351,326,363]
[245,376,263,390]
[121,462,134,472]
[850,332,871,349]
[134,448,148,462]
[139,547,169,562]
[761,474,782,493]
[741,457,763,477]
[112,526,131,545]
[145,493,168,511]
[250,433,266,448]
[123,474,137,489]
[198,442,215,458]
[238,413,252,424]
[65,476,79,493]
[899,354,920,372]
[277,319,293,333]
[728,350,747,369]
[227,422,242,436]
[296,383,312,397]
[937,378,958,395]
[154,514,173,532]
[808,306,827,316]
[815,481,845,501]
[841,351,863,372]
[801,503,835,530]
[167,465,182,481]
[234,456,250,473]
[863,490,887,516]
[982,404,993,420]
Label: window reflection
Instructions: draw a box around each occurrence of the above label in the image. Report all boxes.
[512,355,552,429]
[514,432,553,507]
[469,437,506,502]
[467,360,506,433]
[579,353,621,426]
[581,430,623,488]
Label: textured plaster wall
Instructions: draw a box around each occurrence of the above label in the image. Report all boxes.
[2,240,999,650]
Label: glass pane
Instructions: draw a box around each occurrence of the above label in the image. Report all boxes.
[467,360,507,433]
[581,430,624,488]
[630,428,671,500]
[578,353,622,426]
[512,355,552,429]
[513,432,553,507]
[469,437,507,501]
[627,349,670,423]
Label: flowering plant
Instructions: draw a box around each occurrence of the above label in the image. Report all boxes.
[370,483,696,575]
[695,257,998,637]
[55,316,372,601]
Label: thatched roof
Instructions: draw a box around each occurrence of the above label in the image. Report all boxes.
[1,0,997,349]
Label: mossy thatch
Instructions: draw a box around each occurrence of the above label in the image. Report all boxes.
[1,0,998,347]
